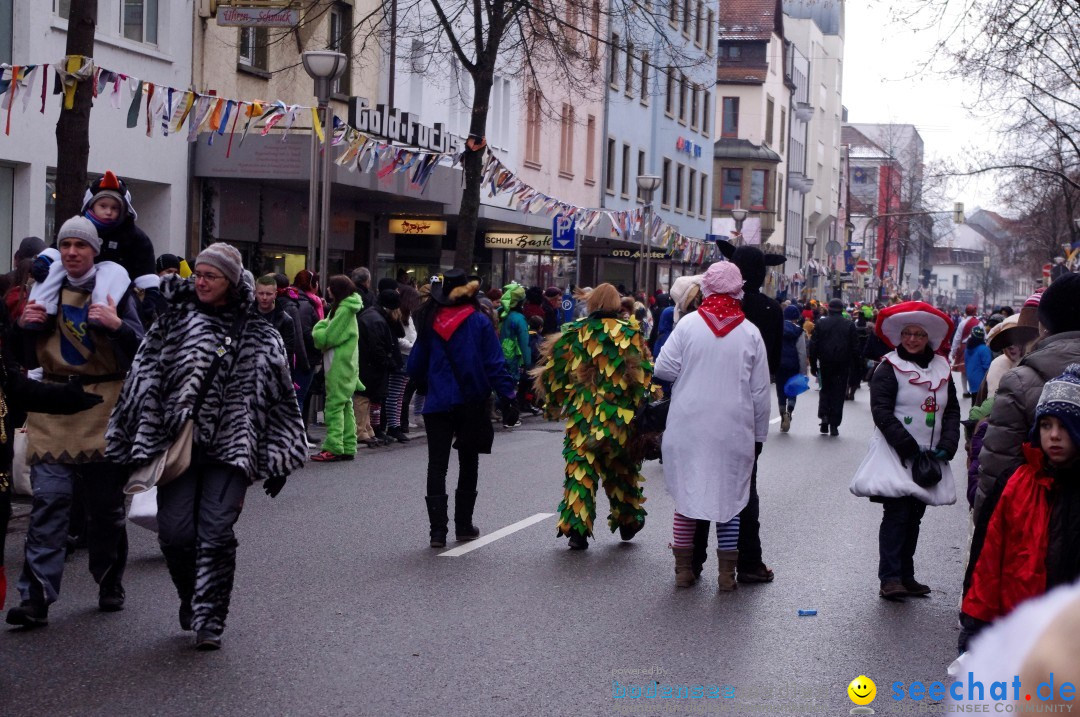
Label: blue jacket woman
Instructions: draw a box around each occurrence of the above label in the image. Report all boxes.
[964,326,993,397]
[407,270,517,548]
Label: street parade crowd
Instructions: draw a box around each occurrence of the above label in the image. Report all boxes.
[0,172,1079,671]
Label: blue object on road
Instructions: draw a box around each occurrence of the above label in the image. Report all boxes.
[784,374,810,398]
[797,609,817,616]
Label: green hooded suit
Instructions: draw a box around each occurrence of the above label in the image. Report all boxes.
[312,293,364,456]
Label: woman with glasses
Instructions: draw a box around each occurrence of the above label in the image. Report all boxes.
[850,302,961,601]
[108,243,306,650]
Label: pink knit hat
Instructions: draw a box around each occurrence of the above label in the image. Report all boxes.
[701,261,745,298]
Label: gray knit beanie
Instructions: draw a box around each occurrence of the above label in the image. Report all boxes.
[57,216,101,255]
[195,242,243,286]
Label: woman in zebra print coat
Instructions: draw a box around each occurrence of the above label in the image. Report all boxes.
[107,243,306,650]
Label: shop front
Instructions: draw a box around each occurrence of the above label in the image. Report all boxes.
[484,232,577,289]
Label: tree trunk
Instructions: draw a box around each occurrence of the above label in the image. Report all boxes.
[453,66,495,272]
[53,0,97,238]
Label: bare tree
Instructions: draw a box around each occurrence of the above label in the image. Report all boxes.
[54,0,98,234]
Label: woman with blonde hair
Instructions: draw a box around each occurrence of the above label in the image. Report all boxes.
[534,283,660,550]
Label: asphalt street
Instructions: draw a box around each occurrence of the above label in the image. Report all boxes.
[2,382,973,717]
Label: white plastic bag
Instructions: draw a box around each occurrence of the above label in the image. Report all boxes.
[12,427,30,496]
[127,486,158,532]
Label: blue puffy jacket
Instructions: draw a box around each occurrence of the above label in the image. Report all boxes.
[407,306,516,414]
[964,341,993,395]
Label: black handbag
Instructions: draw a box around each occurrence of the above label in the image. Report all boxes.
[636,398,670,434]
[911,450,943,488]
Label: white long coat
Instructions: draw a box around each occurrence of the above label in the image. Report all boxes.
[653,311,772,523]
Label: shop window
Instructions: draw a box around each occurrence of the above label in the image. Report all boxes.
[750,169,768,209]
[605,137,616,194]
[661,158,671,207]
[721,97,738,137]
[329,4,353,95]
[239,27,269,72]
[721,167,742,208]
[585,115,597,184]
[675,163,684,211]
[765,96,774,146]
[559,103,575,177]
[122,0,158,44]
[621,143,631,198]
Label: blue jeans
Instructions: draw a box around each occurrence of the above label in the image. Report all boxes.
[17,462,128,605]
[878,496,927,582]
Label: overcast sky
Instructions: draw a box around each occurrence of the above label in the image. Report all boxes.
[841,0,1003,214]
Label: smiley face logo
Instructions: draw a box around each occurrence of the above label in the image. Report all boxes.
[848,675,877,706]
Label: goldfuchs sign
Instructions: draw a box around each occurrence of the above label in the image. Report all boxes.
[216,6,299,27]
[484,233,553,251]
[389,219,447,236]
[348,99,462,154]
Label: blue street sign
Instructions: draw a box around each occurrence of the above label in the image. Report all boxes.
[552,214,576,252]
[560,290,575,323]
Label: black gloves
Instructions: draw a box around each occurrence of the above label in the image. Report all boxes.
[31,254,54,283]
[61,383,105,414]
[264,474,287,498]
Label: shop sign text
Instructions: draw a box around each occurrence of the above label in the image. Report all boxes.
[216,7,299,27]
[610,249,668,260]
[485,233,553,251]
[390,218,447,236]
[676,137,703,158]
[348,99,461,153]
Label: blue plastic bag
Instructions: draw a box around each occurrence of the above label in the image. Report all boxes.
[784,374,810,398]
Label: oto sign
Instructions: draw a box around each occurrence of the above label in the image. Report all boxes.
[855,259,871,275]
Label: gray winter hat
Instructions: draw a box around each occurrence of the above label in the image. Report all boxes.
[57,216,101,255]
[195,242,244,286]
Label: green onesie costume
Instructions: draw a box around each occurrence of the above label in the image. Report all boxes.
[312,293,364,456]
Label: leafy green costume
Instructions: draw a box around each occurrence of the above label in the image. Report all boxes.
[312,293,364,456]
[535,315,660,538]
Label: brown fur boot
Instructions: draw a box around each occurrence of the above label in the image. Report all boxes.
[716,549,739,592]
[672,547,697,588]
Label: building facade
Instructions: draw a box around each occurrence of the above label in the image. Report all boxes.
[0,0,192,261]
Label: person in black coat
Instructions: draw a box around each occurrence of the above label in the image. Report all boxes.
[356,289,401,446]
[809,298,858,436]
[715,240,786,584]
[253,275,299,374]
[849,312,872,399]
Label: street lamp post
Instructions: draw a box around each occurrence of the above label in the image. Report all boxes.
[636,174,662,295]
[804,234,817,298]
[302,50,347,289]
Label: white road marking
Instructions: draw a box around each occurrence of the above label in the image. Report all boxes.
[770,416,781,424]
[439,512,556,557]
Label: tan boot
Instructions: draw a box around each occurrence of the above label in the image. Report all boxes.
[716,549,738,592]
[672,547,697,588]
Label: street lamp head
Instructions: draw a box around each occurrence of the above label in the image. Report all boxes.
[636,174,662,194]
[302,51,348,81]
[731,207,749,223]
[803,235,817,248]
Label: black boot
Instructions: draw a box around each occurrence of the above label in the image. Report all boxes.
[691,519,711,577]
[387,427,411,443]
[454,490,480,541]
[191,540,237,644]
[426,495,449,548]
[161,545,197,631]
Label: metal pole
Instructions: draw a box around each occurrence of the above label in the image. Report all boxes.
[643,201,652,296]
[318,102,334,288]
[307,113,320,270]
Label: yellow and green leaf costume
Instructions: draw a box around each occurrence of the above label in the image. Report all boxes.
[535,315,661,538]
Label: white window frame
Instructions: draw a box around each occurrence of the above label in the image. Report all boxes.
[120,0,159,45]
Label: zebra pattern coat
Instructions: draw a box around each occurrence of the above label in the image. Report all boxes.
[106,275,306,483]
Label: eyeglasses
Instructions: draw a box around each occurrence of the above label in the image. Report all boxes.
[901,331,929,339]
[193,271,226,283]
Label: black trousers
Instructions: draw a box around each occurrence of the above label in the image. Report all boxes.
[817,362,848,427]
[878,496,927,582]
[737,456,763,570]
[423,412,479,497]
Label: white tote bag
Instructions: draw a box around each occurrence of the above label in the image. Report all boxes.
[12,426,31,497]
[127,486,158,532]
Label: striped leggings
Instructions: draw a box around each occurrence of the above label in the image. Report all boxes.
[672,511,740,550]
[385,372,408,429]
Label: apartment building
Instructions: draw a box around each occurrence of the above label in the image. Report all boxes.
[0,0,192,259]
[712,0,788,262]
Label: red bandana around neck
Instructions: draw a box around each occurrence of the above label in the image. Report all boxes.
[697,294,745,337]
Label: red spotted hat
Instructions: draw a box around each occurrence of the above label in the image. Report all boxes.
[875,301,954,351]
